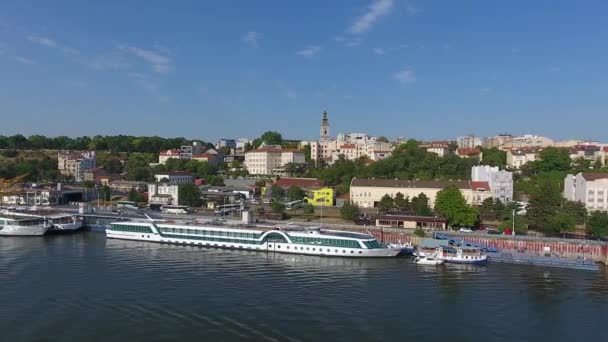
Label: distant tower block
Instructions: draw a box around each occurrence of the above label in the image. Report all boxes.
[320,111,330,140]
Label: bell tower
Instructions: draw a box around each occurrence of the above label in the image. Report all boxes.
[320,111,330,140]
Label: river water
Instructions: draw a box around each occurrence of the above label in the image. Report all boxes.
[1,232,607,342]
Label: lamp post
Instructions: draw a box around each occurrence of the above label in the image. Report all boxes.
[512,209,516,236]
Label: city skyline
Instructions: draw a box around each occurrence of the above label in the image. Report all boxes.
[1,1,608,141]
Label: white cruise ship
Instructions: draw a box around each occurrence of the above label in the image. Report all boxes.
[106,220,401,257]
[0,214,51,236]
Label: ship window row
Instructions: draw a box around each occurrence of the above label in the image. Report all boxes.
[363,240,383,249]
[159,227,261,239]
[111,224,153,234]
[162,234,261,245]
[288,236,361,248]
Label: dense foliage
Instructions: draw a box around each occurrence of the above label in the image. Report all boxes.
[434,186,477,227]
[0,134,207,153]
[587,211,608,238]
[178,183,202,207]
[340,203,360,221]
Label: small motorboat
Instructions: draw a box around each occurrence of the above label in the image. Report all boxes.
[386,241,415,256]
[414,255,445,265]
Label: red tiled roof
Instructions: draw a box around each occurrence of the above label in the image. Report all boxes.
[603,146,608,152]
[470,181,490,191]
[340,144,356,149]
[160,149,180,156]
[457,148,481,156]
[273,177,325,189]
[156,171,193,176]
[581,173,608,181]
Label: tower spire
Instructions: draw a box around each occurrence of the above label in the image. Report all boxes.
[320,110,330,140]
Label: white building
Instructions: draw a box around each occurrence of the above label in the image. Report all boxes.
[564,173,608,211]
[57,151,96,182]
[148,183,180,206]
[420,141,451,157]
[456,135,482,149]
[501,135,554,151]
[308,111,395,164]
[506,148,542,169]
[350,178,492,208]
[154,171,194,184]
[569,145,607,166]
[471,165,513,202]
[244,147,305,175]
[158,142,206,165]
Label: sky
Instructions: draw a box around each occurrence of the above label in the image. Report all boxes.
[1,0,608,142]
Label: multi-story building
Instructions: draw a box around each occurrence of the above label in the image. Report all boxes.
[158,142,207,165]
[349,178,491,208]
[217,139,237,150]
[420,141,452,157]
[307,111,395,164]
[506,148,542,169]
[154,171,194,184]
[57,151,96,182]
[471,165,513,202]
[483,134,513,149]
[148,183,180,208]
[109,180,147,193]
[564,173,608,212]
[569,145,607,166]
[456,135,482,149]
[502,135,554,150]
[244,147,305,175]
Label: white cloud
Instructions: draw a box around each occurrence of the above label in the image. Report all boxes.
[242,31,263,48]
[394,67,416,83]
[89,53,129,70]
[405,1,421,16]
[296,45,321,58]
[119,45,172,73]
[127,72,158,91]
[348,0,394,35]
[279,82,297,99]
[373,47,385,55]
[15,56,36,65]
[27,35,57,48]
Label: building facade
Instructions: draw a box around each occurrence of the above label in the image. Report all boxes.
[154,171,194,184]
[456,135,482,149]
[506,148,542,169]
[471,165,513,202]
[244,148,305,175]
[148,183,180,207]
[57,151,96,182]
[349,178,491,208]
[420,141,451,157]
[564,173,608,212]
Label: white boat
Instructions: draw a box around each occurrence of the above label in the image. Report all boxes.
[438,246,488,265]
[48,214,83,232]
[106,220,402,258]
[0,214,51,236]
[414,255,445,265]
[386,241,415,256]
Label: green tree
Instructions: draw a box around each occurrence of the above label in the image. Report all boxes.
[83,180,95,189]
[562,200,587,225]
[268,184,285,200]
[414,228,426,237]
[179,183,202,207]
[340,203,360,221]
[411,193,432,216]
[270,200,286,214]
[434,186,477,227]
[478,197,496,221]
[498,216,528,234]
[394,192,409,212]
[587,211,608,238]
[254,131,283,147]
[128,188,144,203]
[99,185,111,201]
[378,194,394,213]
[377,136,390,143]
[548,212,576,235]
[286,185,306,201]
[480,147,506,168]
[303,204,315,215]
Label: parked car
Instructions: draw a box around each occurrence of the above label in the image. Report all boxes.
[487,229,501,235]
[458,227,473,233]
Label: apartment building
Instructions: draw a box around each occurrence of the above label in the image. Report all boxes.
[420,141,452,157]
[506,148,542,169]
[154,171,194,184]
[349,178,491,209]
[57,151,96,182]
[471,165,513,202]
[148,183,180,207]
[564,173,608,211]
[244,148,305,175]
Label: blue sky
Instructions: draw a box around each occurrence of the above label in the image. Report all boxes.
[1,0,608,142]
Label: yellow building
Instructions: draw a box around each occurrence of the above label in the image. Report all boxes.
[304,188,334,206]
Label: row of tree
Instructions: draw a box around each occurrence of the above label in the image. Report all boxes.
[0,134,208,154]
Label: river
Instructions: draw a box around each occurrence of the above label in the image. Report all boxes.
[1,232,607,341]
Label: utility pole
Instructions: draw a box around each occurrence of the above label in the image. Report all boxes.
[512,209,516,236]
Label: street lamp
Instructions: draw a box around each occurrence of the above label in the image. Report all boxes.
[512,209,516,237]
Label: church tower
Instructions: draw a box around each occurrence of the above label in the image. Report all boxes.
[320,111,330,140]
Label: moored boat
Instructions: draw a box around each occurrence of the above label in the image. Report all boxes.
[48,214,83,233]
[106,219,402,258]
[0,214,51,236]
[438,246,488,265]
[414,254,445,265]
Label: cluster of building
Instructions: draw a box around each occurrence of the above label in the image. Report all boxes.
[57,151,97,182]
[564,173,608,212]
[157,142,224,167]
